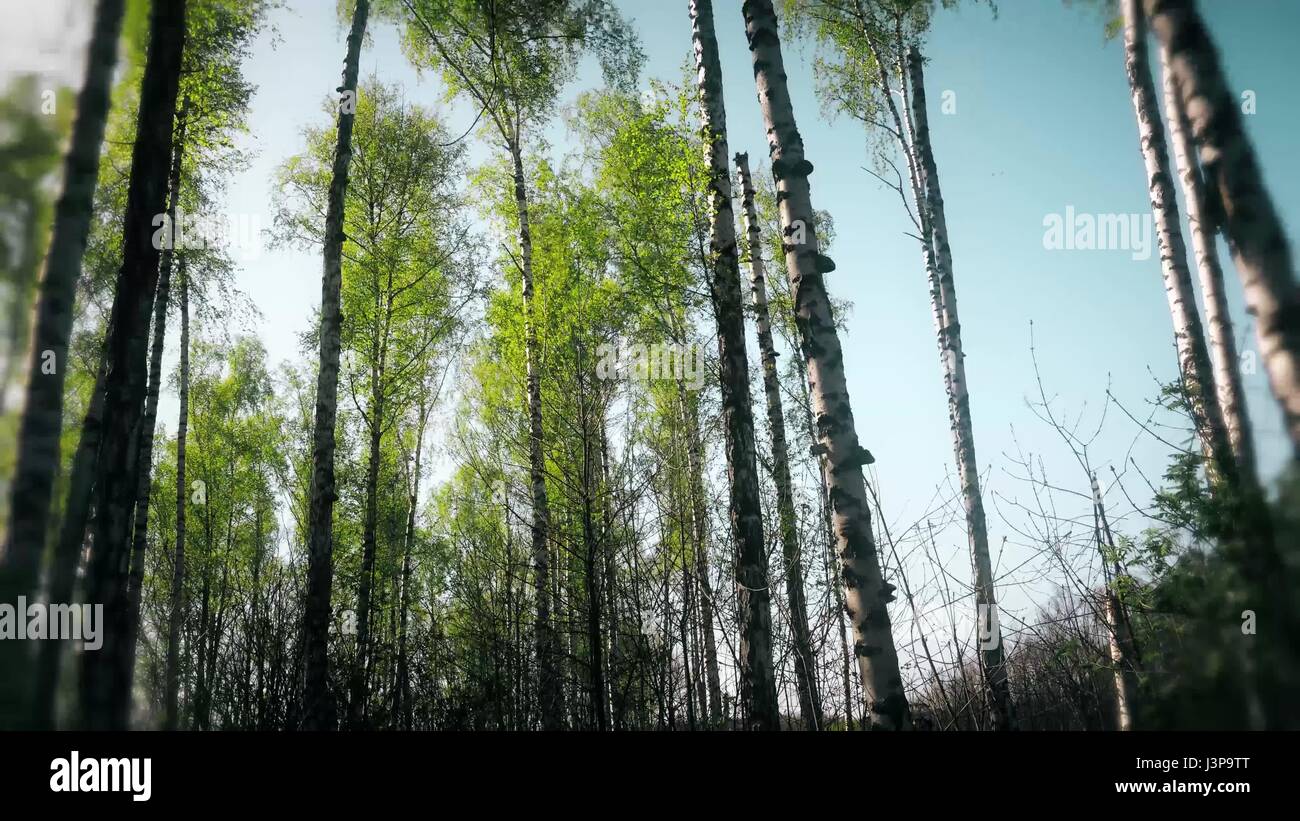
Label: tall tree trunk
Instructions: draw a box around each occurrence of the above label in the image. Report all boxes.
[1092,474,1140,730]
[906,48,1015,731]
[691,0,780,732]
[678,514,696,731]
[1144,0,1300,460]
[824,466,855,730]
[302,0,369,731]
[680,392,723,725]
[1159,44,1257,482]
[735,152,823,730]
[32,346,110,729]
[81,0,188,732]
[561,519,580,728]
[599,416,624,729]
[1103,592,1139,731]
[348,357,385,729]
[859,13,962,718]
[188,457,217,731]
[509,134,562,730]
[869,22,1009,728]
[793,353,855,730]
[120,252,170,671]
[576,353,608,731]
[396,400,428,732]
[164,260,190,730]
[0,0,125,730]
[741,0,910,730]
[193,541,211,730]
[583,468,608,731]
[200,521,232,730]
[1122,0,1237,488]
[124,100,189,676]
[688,570,708,723]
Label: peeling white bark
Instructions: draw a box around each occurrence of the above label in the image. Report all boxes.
[742,0,909,730]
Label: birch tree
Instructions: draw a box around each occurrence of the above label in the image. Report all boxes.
[736,151,823,729]
[122,100,188,676]
[1121,0,1236,489]
[1159,44,1255,483]
[689,0,780,732]
[741,0,910,730]
[81,0,188,732]
[1143,0,1300,462]
[782,0,1014,729]
[905,44,1014,730]
[1092,474,1140,731]
[301,0,370,731]
[164,258,190,731]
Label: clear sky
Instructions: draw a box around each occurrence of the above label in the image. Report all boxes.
[15,0,1300,646]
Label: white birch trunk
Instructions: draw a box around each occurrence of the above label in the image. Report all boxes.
[1122,0,1237,487]
[906,46,1014,731]
[742,0,910,730]
[1160,43,1258,483]
[736,151,824,729]
[691,0,781,730]
[1145,0,1300,461]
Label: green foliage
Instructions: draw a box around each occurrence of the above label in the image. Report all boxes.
[388,0,642,146]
